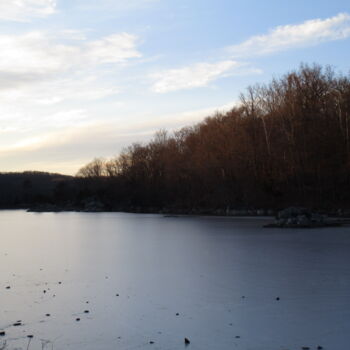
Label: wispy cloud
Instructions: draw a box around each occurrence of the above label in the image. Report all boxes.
[0,101,236,174]
[0,31,141,89]
[0,31,78,78]
[2,31,140,72]
[0,0,57,22]
[229,12,350,57]
[151,60,243,93]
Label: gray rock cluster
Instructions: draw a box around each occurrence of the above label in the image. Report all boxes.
[266,207,334,228]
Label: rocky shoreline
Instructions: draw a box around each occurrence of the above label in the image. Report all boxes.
[21,202,350,226]
[264,207,347,228]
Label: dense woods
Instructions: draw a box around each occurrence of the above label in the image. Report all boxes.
[1,64,350,214]
[76,64,350,213]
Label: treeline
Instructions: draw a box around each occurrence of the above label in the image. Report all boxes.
[75,64,350,213]
[1,64,349,213]
[0,172,74,208]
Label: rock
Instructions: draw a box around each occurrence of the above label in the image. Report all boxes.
[235,336,240,339]
[84,310,89,313]
[265,207,333,228]
[5,286,10,289]
[46,314,50,317]
[0,331,5,336]
[27,335,33,338]
[76,318,80,322]
[301,347,310,350]
[317,347,323,350]
[276,297,280,301]
[13,322,21,326]
[278,207,311,219]
[176,313,179,316]
[149,341,154,344]
[184,337,190,345]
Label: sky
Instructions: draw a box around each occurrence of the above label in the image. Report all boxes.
[0,0,349,175]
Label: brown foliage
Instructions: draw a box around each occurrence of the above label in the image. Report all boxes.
[77,64,350,210]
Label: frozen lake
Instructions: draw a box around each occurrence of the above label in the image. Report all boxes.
[0,211,350,350]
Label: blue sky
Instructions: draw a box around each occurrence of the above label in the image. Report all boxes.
[0,0,349,174]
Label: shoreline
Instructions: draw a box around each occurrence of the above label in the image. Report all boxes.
[1,206,350,221]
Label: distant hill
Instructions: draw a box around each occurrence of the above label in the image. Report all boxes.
[0,172,74,208]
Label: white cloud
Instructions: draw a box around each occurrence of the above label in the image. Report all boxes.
[0,0,56,22]
[0,31,141,88]
[229,12,350,57]
[0,31,78,78]
[86,33,141,64]
[0,29,137,159]
[151,60,242,93]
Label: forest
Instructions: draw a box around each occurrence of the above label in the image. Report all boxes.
[1,64,350,214]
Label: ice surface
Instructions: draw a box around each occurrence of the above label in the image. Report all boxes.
[0,211,349,350]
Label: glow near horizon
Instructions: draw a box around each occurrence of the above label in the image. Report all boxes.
[0,0,349,175]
